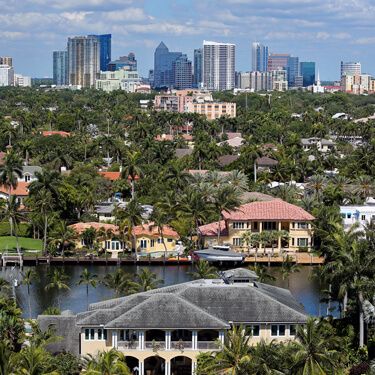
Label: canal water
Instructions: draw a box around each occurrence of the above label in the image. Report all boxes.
[0,264,336,318]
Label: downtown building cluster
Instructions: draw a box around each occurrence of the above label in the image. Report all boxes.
[52,34,149,93]
[0,56,31,87]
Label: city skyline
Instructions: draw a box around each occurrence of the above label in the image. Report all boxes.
[1,0,375,80]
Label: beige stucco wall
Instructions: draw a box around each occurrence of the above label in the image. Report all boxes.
[135,235,178,254]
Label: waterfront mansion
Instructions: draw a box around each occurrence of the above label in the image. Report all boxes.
[198,199,315,253]
[38,268,307,375]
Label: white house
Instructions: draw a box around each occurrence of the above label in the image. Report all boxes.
[340,202,375,231]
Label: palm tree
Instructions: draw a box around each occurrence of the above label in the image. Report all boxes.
[307,175,326,201]
[190,260,218,279]
[241,231,255,255]
[0,150,23,203]
[77,268,98,310]
[14,346,54,375]
[127,269,163,294]
[250,340,285,375]
[0,196,23,253]
[0,341,13,375]
[249,265,275,283]
[121,150,143,199]
[102,269,131,297]
[83,348,131,375]
[213,185,241,244]
[45,268,70,309]
[281,255,300,287]
[49,220,76,256]
[354,175,374,200]
[291,318,340,374]
[21,269,38,319]
[196,325,252,375]
[81,227,97,251]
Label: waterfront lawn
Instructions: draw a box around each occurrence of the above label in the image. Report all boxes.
[0,236,43,252]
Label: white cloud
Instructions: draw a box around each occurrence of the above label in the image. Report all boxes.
[104,8,151,21]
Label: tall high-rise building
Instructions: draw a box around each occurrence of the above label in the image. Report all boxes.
[237,71,272,91]
[340,61,361,77]
[252,42,268,72]
[300,62,316,87]
[0,57,12,67]
[53,51,68,86]
[67,36,100,87]
[92,34,111,71]
[172,55,192,90]
[287,56,299,87]
[153,41,182,88]
[0,65,14,86]
[193,48,203,88]
[107,53,137,71]
[203,40,235,91]
[267,53,290,72]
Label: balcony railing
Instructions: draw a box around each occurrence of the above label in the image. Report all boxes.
[171,341,193,350]
[197,341,220,350]
[144,341,166,350]
[117,340,139,350]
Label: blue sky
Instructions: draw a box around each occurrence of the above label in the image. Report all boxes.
[1,0,375,80]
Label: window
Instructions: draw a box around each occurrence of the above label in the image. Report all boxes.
[347,213,352,219]
[150,240,155,247]
[233,222,245,229]
[245,325,260,337]
[157,238,162,244]
[85,329,89,340]
[103,330,107,340]
[289,325,296,336]
[263,222,276,230]
[167,238,173,242]
[341,213,346,218]
[84,328,95,340]
[140,239,147,249]
[361,215,366,221]
[232,238,243,246]
[271,325,286,337]
[98,329,102,340]
[297,222,308,229]
[297,238,308,247]
[253,222,258,230]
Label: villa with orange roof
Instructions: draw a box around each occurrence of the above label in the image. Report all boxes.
[0,182,30,205]
[198,199,314,253]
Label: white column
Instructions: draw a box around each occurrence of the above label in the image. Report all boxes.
[139,360,144,375]
[219,331,225,345]
[138,331,144,350]
[165,360,171,375]
[111,330,117,348]
[165,330,171,350]
[192,361,197,375]
[192,331,198,350]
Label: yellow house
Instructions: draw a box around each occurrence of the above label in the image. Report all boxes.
[132,222,180,254]
[199,199,314,253]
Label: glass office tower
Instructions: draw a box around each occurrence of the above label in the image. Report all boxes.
[300,62,316,87]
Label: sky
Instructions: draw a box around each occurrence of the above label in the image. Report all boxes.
[1,0,375,80]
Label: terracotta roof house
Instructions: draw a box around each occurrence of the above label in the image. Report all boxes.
[38,269,308,374]
[199,199,314,253]
[132,222,180,254]
[42,130,71,137]
[0,182,30,205]
[98,171,121,181]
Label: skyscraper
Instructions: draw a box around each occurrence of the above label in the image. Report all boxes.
[203,40,235,91]
[92,34,111,71]
[287,56,299,87]
[107,53,137,71]
[67,36,100,87]
[340,61,361,77]
[0,57,12,67]
[153,42,182,88]
[267,54,290,71]
[53,51,68,85]
[193,48,203,88]
[172,55,192,90]
[0,65,14,86]
[300,62,316,87]
[252,42,268,72]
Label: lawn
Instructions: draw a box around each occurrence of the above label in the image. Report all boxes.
[0,236,43,251]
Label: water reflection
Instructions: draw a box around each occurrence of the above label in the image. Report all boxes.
[0,264,337,318]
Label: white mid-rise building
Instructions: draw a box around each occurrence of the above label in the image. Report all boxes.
[271,69,288,91]
[14,74,31,87]
[340,201,375,231]
[95,69,142,92]
[203,41,235,91]
[0,64,14,86]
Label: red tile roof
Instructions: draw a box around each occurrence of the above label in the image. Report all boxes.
[0,182,29,196]
[98,171,121,181]
[69,222,119,235]
[198,220,228,237]
[132,222,179,238]
[222,200,315,221]
[42,130,70,137]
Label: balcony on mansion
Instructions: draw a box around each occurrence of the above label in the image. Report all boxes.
[198,199,315,252]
